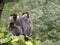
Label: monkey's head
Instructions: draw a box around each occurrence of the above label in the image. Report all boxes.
[22,12,29,18]
[8,13,20,23]
[9,22,17,28]
[11,13,19,20]
[9,22,14,28]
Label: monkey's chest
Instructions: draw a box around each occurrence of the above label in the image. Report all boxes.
[22,20,31,30]
[10,28,21,36]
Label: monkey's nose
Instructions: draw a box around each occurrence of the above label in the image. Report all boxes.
[13,16,17,20]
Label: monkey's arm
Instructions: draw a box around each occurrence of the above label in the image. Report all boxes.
[14,24,23,35]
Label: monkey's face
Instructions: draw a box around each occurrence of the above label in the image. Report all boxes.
[22,12,29,18]
[22,14,29,18]
[10,23,14,28]
[23,14,27,17]
[8,15,20,23]
[10,22,17,28]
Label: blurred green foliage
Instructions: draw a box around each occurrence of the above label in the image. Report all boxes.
[0,0,60,45]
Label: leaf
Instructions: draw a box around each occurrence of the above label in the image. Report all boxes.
[0,33,4,39]
[11,37,19,42]
[0,38,10,44]
[25,41,33,45]
[18,35,24,41]
[35,40,41,45]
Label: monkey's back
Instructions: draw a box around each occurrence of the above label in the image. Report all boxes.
[20,17,31,36]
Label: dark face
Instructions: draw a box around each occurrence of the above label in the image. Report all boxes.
[10,23,14,28]
[11,13,17,21]
[13,15,17,20]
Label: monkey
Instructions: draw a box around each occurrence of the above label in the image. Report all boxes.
[22,12,32,35]
[8,13,23,36]
[8,13,21,26]
[19,12,32,41]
